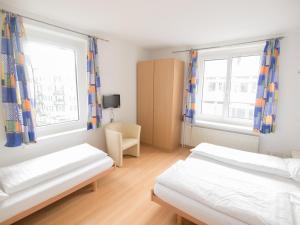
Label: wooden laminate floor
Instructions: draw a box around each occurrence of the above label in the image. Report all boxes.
[15,145,195,225]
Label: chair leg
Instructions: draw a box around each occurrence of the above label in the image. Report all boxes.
[108,149,122,167]
[119,154,123,167]
[176,215,183,225]
[114,152,123,167]
[91,181,98,192]
[136,144,140,157]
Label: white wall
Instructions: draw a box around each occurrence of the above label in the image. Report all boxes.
[0,39,148,166]
[147,31,300,156]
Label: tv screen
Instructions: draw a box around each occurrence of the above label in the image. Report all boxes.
[103,95,120,109]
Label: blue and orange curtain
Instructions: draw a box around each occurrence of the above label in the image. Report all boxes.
[184,50,198,124]
[87,37,102,130]
[0,12,36,147]
[254,39,280,134]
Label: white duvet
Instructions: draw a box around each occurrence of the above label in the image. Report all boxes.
[156,157,300,225]
[0,189,8,202]
[0,143,108,194]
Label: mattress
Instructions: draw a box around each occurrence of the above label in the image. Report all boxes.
[154,154,300,225]
[0,156,113,222]
[0,143,108,194]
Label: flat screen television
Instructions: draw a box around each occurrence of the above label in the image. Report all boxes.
[103,94,120,109]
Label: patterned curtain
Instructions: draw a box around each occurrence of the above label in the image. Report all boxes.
[0,12,36,147]
[87,37,102,130]
[253,39,280,134]
[184,50,198,124]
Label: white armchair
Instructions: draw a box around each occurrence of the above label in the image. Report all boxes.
[105,122,141,167]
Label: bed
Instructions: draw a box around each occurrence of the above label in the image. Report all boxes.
[152,143,300,225]
[0,143,114,225]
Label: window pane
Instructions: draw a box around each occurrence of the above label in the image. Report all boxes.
[229,103,255,120]
[231,55,261,77]
[202,59,227,116]
[202,102,223,116]
[25,42,79,126]
[229,56,260,120]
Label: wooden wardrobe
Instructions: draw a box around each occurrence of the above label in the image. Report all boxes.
[137,59,184,151]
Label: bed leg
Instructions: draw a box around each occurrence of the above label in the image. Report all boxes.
[91,181,98,192]
[176,214,183,225]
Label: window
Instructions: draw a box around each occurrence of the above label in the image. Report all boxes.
[196,45,263,128]
[24,23,87,137]
[25,42,79,126]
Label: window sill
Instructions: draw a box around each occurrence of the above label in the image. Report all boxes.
[37,128,87,141]
[193,120,259,136]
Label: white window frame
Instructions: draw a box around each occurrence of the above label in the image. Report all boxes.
[195,44,264,129]
[24,22,88,138]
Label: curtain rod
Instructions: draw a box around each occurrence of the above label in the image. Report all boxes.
[172,36,284,53]
[1,9,109,42]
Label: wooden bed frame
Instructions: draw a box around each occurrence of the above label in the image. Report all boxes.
[151,189,207,225]
[1,166,114,225]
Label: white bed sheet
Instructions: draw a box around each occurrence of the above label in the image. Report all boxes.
[154,183,247,225]
[155,154,300,225]
[0,156,113,222]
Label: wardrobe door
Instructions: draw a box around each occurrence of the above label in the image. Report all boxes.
[170,60,184,149]
[153,59,174,150]
[137,61,154,144]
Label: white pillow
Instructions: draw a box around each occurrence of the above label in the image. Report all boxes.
[285,158,300,182]
[0,189,8,202]
[191,143,290,178]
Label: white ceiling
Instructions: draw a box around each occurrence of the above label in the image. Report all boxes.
[0,0,300,49]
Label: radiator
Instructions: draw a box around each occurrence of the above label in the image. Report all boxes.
[182,124,260,153]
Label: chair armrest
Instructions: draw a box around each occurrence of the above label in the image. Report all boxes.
[124,124,141,139]
[105,129,122,152]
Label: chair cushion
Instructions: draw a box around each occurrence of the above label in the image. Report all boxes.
[122,138,138,150]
